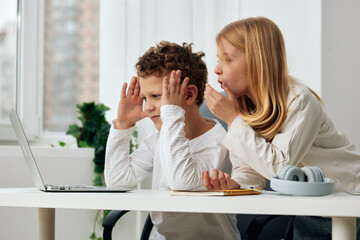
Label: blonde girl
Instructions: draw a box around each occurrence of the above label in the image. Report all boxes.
[201,17,360,239]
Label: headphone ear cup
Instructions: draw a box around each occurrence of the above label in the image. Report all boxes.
[277,165,306,182]
[301,166,325,182]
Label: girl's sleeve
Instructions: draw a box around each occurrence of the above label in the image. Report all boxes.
[104,124,154,188]
[159,105,227,190]
[231,157,267,189]
[222,91,324,180]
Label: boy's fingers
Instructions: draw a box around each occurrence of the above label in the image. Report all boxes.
[169,70,176,94]
[120,82,128,100]
[211,169,218,178]
[176,70,182,93]
[163,76,170,96]
[210,169,221,189]
[202,171,213,190]
[127,77,137,96]
[140,111,149,119]
[217,170,228,190]
[133,77,140,96]
[224,173,232,188]
[180,77,189,97]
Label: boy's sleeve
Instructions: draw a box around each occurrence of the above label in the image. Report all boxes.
[159,105,227,190]
[104,123,154,188]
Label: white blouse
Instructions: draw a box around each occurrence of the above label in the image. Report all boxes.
[222,81,360,192]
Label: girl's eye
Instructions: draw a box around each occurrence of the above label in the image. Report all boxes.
[152,94,161,99]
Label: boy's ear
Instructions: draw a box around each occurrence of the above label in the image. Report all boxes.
[185,84,198,105]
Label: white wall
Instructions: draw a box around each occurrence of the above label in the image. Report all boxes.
[322,0,360,148]
[239,0,322,95]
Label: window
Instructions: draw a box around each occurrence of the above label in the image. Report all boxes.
[0,0,17,141]
[0,0,241,143]
[43,0,99,132]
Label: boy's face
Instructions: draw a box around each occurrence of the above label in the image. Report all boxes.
[139,75,166,130]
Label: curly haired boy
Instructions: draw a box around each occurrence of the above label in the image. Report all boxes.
[105,41,240,240]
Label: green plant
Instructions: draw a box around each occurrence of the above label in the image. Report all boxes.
[66,101,138,239]
[66,102,110,186]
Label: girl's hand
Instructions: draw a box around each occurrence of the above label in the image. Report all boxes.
[115,76,148,129]
[204,83,240,126]
[201,169,240,190]
[162,70,189,107]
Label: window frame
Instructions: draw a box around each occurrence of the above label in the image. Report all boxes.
[1,0,43,142]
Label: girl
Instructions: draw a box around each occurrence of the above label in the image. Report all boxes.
[201,17,360,239]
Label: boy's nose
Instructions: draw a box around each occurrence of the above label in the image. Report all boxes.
[144,101,155,112]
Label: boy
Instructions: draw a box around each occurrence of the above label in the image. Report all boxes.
[105,41,239,239]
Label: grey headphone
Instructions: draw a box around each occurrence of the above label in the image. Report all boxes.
[270,165,335,196]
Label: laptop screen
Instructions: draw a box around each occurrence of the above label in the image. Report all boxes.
[9,109,46,191]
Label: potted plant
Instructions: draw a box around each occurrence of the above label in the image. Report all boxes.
[66,101,111,186]
[66,101,138,239]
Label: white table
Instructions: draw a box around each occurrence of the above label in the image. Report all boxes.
[0,188,358,240]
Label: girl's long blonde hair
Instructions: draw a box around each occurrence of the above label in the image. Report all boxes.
[217,17,290,142]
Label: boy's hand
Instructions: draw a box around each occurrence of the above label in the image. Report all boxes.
[201,169,240,190]
[204,83,240,127]
[162,70,189,107]
[115,76,147,129]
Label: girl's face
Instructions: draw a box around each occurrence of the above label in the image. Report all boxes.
[214,38,249,98]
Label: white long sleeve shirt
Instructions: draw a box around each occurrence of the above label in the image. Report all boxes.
[222,81,360,192]
[105,105,240,240]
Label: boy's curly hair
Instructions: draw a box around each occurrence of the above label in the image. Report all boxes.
[135,41,208,106]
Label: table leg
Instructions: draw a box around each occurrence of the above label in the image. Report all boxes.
[39,208,55,240]
[332,217,356,240]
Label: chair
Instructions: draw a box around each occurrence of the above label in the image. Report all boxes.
[103,93,294,239]
[102,206,294,240]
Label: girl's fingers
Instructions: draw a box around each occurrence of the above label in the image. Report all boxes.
[205,84,221,102]
[222,83,236,102]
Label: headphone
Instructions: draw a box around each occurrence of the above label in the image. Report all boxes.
[270,165,335,196]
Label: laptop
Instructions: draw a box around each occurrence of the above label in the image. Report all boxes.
[9,108,129,192]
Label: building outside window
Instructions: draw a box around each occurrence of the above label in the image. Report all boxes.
[43,0,99,132]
